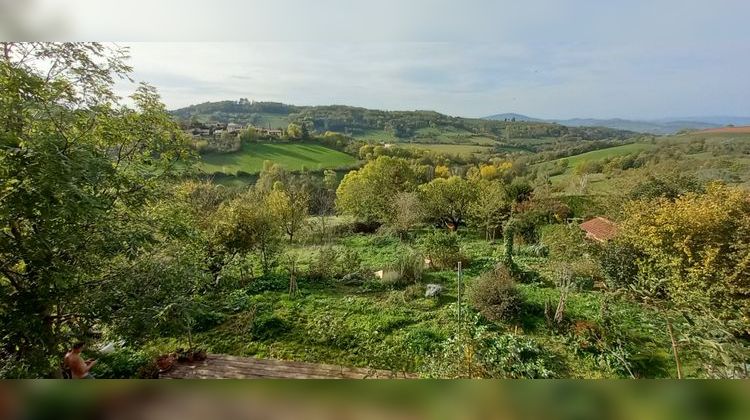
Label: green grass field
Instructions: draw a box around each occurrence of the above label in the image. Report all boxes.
[398,143,493,157]
[554,143,656,168]
[199,142,358,175]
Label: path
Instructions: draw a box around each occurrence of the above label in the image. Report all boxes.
[160,354,417,379]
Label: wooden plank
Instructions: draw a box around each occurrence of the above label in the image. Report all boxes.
[160,354,417,379]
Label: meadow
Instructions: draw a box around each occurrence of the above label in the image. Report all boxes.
[397,143,494,157]
[199,142,358,175]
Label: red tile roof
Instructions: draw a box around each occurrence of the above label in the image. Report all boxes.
[579,217,618,242]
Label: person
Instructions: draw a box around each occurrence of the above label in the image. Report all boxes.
[64,342,97,379]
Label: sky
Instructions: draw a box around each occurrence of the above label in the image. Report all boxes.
[5,0,750,119]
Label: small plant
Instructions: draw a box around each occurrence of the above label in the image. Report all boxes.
[467,265,521,323]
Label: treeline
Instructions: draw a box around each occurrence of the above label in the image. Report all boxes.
[171,100,636,142]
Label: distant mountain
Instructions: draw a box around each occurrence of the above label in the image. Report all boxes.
[482,114,750,134]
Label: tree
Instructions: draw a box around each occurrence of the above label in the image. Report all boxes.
[212,190,283,276]
[287,122,303,140]
[336,156,416,225]
[618,183,750,335]
[388,191,423,239]
[0,43,191,377]
[419,176,478,230]
[616,183,750,377]
[468,179,510,241]
[267,182,310,243]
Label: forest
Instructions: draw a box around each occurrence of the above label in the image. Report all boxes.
[1,43,748,379]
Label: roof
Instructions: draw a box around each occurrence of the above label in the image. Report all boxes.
[579,217,618,242]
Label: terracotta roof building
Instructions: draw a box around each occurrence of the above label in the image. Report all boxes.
[579,217,618,242]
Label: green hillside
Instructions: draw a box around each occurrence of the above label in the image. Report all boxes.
[198,143,358,175]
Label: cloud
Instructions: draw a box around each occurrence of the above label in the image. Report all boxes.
[97,1,750,119]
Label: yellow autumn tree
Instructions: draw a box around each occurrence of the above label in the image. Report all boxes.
[619,183,750,335]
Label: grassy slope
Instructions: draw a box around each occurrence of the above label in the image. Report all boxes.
[554,143,656,168]
[199,142,357,175]
[398,143,493,157]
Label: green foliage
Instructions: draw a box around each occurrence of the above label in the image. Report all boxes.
[419,176,478,230]
[629,173,705,201]
[336,156,416,224]
[540,224,590,261]
[598,240,642,289]
[91,348,152,379]
[388,249,425,285]
[418,230,464,269]
[307,246,365,282]
[0,43,192,377]
[467,266,522,323]
[423,309,554,378]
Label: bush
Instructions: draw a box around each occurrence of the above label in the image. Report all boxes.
[422,310,554,378]
[389,249,424,285]
[251,313,290,341]
[91,348,152,379]
[598,240,642,289]
[540,224,590,261]
[418,230,465,269]
[467,266,521,322]
[307,246,365,282]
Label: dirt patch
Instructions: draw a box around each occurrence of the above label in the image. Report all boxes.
[700,126,750,134]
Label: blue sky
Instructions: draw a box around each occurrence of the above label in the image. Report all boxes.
[19,0,747,119]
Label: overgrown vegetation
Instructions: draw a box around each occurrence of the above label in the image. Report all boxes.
[2,42,748,379]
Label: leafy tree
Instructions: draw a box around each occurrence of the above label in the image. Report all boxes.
[336,156,416,225]
[212,190,283,276]
[617,183,750,376]
[419,176,478,230]
[629,173,704,201]
[504,179,534,207]
[0,42,191,377]
[387,191,423,239]
[266,181,310,243]
[468,179,510,241]
[619,183,750,335]
[287,122,304,140]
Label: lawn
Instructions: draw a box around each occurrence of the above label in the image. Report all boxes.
[198,142,358,175]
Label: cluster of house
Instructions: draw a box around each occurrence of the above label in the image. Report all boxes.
[185,123,284,139]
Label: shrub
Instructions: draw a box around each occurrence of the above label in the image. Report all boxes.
[91,348,152,379]
[418,230,465,269]
[467,266,521,322]
[540,224,590,261]
[389,249,424,285]
[598,240,642,289]
[251,313,290,341]
[422,310,554,378]
[307,246,365,282]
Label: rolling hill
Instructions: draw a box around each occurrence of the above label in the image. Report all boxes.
[172,100,636,144]
[483,114,750,135]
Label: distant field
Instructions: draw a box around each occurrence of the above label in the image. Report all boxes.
[352,127,497,145]
[199,143,358,175]
[398,143,492,157]
[698,126,750,134]
[554,143,656,168]
[254,113,290,129]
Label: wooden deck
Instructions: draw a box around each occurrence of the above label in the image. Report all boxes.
[160,354,417,379]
